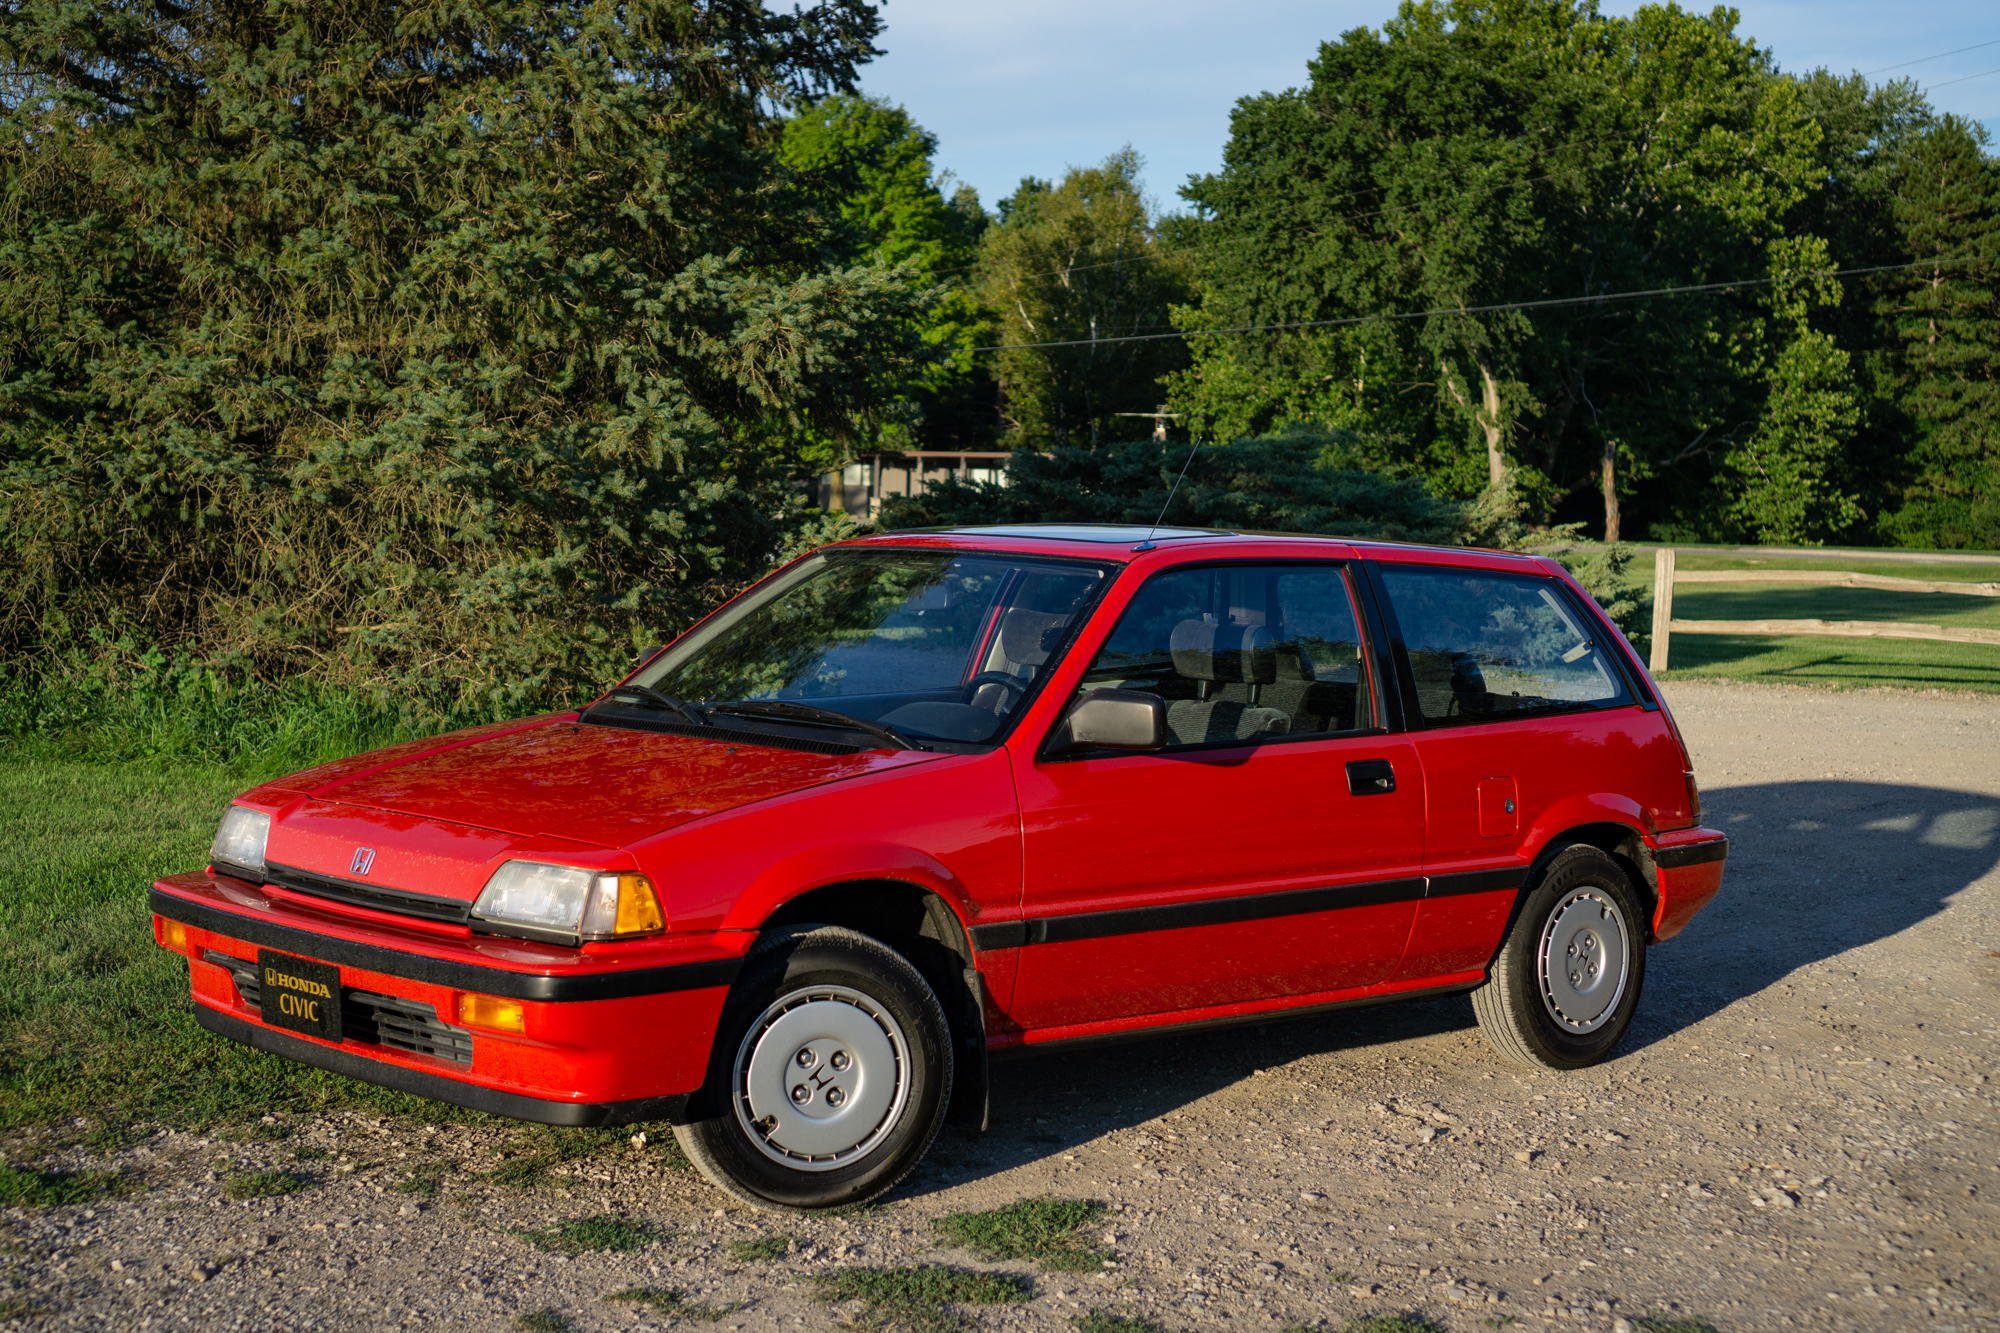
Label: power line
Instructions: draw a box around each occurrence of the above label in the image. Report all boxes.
[1926,65,2000,90]
[1860,37,2000,77]
[966,254,1997,354]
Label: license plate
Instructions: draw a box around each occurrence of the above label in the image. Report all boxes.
[258,949,343,1043]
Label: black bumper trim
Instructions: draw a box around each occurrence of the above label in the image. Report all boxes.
[193,1006,689,1127]
[154,888,741,1002]
[1653,837,1730,869]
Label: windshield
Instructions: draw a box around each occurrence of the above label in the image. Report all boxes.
[616,549,1109,746]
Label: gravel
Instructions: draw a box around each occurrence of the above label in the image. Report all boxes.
[4,679,1997,1332]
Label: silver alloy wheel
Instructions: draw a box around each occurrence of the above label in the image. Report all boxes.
[732,984,911,1172]
[1536,887,1631,1033]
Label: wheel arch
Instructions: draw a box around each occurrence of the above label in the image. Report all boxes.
[752,878,990,1129]
[1515,821,1660,945]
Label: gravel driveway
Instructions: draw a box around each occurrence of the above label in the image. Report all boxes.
[6,680,1997,1333]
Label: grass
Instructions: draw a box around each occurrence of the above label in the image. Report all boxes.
[220,1168,310,1200]
[1604,546,2000,694]
[1073,1313,1166,1333]
[513,1312,572,1333]
[0,758,480,1133]
[606,1287,744,1322]
[933,1197,1110,1272]
[1632,1316,1722,1333]
[0,1163,125,1207]
[728,1234,794,1261]
[1338,1317,1445,1333]
[512,1213,657,1254]
[812,1265,1033,1333]
[1659,631,2000,693]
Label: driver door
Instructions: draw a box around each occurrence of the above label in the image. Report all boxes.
[1006,561,1427,1032]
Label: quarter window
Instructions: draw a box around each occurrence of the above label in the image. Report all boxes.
[1076,564,1375,747]
[1377,566,1629,726]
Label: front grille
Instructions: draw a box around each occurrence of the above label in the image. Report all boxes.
[260,861,471,925]
[203,949,474,1065]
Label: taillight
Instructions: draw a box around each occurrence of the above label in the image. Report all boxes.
[1684,772,1703,821]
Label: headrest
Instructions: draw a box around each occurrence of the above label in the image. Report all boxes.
[1170,619,1276,684]
[999,609,1071,666]
[1272,641,1317,682]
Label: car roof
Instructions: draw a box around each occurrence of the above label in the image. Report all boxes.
[840,523,1549,570]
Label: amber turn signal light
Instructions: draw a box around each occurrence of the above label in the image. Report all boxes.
[1683,771,1703,821]
[457,993,527,1034]
[579,872,666,939]
[160,917,191,953]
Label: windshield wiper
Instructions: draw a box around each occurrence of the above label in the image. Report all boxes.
[704,700,927,751]
[595,683,707,727]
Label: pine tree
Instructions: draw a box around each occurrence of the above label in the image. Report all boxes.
[1880,116,2000,549]
[0,0,931,708]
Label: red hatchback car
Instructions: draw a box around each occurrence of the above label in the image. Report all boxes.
[152,525,1727,1209]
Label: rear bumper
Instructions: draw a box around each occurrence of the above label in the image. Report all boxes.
[153,874,744,1121]
[1649,830,1728,942]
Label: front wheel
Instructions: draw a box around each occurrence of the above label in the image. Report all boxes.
[674,926,953,1211]
[1472,844,1647,1070]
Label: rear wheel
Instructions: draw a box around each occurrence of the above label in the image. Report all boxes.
[1472,844,1646,1070]
[674,926,952,1211]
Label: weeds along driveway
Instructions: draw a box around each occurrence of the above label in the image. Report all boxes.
[2,680,1997,1333]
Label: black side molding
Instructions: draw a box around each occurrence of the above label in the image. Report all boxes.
[153,888,741,1003]
[969,876,1428,952]
[192,1006,689,1127]
[1426,867,1525,898]
[1653,838,1729,869]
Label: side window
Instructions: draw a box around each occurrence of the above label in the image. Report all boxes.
[1377,566,1629,727]
[1076,564,1375,747]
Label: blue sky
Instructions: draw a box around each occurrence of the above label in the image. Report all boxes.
[855,0,2000,214]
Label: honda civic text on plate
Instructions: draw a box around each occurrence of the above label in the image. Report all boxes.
[152,525,1728,1210]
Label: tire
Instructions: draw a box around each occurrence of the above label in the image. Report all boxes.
[1471,844,1647,1070]
[673,925,953,1211]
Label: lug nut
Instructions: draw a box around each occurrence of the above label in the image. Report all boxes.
[791,1085,810,1104]
[830,1051,850,1071]
[796,1049,816,1067]
[826,1088,846,1107]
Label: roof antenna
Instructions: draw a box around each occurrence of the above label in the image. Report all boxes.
[1133,437,1202,552]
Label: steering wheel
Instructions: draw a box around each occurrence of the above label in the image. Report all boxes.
[962,671,1028,710]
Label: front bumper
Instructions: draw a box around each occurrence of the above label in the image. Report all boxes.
[1648,829,1729,942]
[152,873,747,1123]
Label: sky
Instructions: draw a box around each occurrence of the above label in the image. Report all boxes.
[854,0,2000,214]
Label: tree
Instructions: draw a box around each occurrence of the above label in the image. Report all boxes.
[0,0,933,708]
[1878,116,2000,549]
[1178,0,1826,540]
[779,94,996,453]
[1724,241,1865,544]
[976,149,1192,448]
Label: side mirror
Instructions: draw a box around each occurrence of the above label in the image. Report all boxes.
[1050,689,1168,754]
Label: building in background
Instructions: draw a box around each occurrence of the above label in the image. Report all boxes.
[819,450,1013,520]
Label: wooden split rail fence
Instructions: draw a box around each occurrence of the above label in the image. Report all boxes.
[1646,549,2000,675]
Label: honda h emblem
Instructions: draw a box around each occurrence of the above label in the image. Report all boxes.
[350,847,377,876]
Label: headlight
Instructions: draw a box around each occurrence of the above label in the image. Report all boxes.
[211,807,271,879]
[470,862,665,942]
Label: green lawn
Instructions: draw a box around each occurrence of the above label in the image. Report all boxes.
[1590,547,2000,694]
[0,760,461,1135]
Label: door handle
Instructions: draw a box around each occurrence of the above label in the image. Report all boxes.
[1346,759,1396,795]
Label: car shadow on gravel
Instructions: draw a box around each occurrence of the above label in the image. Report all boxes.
[902,779,2000,1197]
[1630,778,2000,1041]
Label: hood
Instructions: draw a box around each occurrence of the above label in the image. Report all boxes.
[290,718,940,847]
